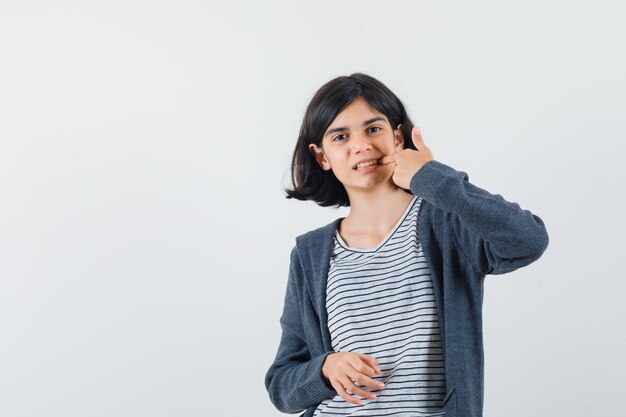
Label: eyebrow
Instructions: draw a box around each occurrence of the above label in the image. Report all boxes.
[325,117,386,137]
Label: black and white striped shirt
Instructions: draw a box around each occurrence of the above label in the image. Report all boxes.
[313,196,446,417]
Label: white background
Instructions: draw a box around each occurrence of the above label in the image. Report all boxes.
[1,1,625,416]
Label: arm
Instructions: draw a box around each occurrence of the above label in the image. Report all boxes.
[410,160,549,276]
[265,246,336,413]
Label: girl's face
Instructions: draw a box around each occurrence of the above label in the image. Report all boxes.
[308,97,405,195]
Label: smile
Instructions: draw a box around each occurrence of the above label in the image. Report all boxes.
[354,159,379,170]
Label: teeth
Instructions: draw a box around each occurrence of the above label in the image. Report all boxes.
[356,160,378,170]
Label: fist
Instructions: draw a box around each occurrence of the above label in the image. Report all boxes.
[379,126,434,190]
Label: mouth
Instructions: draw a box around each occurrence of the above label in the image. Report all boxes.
[353,159,380,170]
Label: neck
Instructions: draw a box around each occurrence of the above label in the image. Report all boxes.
[343,184,415,235]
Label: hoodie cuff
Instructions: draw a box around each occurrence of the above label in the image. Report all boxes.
[300,352,337,404]
[409,159,457,203]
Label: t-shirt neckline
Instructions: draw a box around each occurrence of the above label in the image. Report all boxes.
[335,195,418,253]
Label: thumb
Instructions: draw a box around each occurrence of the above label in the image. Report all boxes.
[412,126,424,149]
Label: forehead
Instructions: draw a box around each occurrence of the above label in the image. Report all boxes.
[327,97,388,128]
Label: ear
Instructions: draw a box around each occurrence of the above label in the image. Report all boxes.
[394,124,405,150]
[308,143,331,171]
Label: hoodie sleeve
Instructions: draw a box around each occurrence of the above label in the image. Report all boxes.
[409,160,549,276]
[264,245,336,413]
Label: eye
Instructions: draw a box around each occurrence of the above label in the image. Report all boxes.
[333,133,347,142]
[368,126,382,134]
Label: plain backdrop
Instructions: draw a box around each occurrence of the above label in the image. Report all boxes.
[1,1,625,416]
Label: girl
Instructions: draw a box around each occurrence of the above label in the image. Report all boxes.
[264,73,549,417]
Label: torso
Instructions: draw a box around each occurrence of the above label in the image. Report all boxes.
[313,195,446,417]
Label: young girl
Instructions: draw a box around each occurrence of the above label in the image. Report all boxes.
[264,73,549,417]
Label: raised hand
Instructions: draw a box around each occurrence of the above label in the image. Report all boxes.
[379,126,434,190]
[322,351,385,405]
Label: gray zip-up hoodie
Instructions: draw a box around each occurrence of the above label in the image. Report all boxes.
[265,160,549,417]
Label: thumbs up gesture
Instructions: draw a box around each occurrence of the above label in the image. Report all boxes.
[379,126,434,190]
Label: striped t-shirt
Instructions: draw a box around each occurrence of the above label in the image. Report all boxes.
[313,196,446,417]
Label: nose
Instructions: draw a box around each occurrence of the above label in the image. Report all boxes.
[351,131,372,153]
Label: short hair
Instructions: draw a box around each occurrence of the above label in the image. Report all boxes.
[284,73,417,207]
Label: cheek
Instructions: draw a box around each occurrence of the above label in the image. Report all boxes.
[326,152,347,166]
[381,136,398,153]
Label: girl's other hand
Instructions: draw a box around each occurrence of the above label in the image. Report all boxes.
[321,351,384,405]
[379,126,434,190]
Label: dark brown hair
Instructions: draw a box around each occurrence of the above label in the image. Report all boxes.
[284,73,417,207]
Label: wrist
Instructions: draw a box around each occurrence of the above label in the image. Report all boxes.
[321,352,335,380]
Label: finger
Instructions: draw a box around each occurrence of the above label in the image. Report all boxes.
[412,125,424,149]
[351,372,385,391]
[349,357,376,377]
[341,377,376,400]
[350,367,385,391]
[358,354,382,375]
[332,381,363,405]
[349,358,384,391]
[334,379,364,405]
[378,154,396,165]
